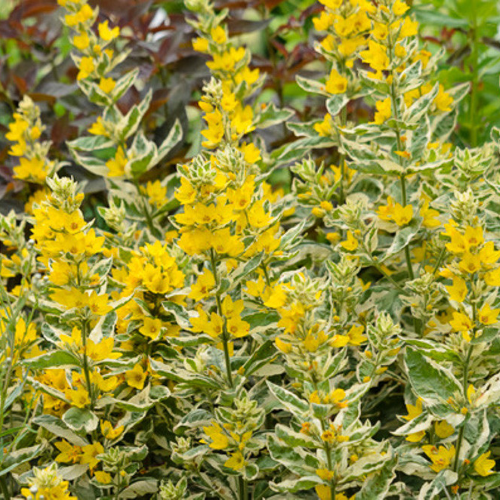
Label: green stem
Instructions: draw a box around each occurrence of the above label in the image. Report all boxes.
[431,245,447,276]
[81,320,94,410]
[338,74,348,206]
[400,175,414,281]
[373,261,405,292]
[238,476,247,500]
[388,41,415,284]
[324,443,336,499]
[0,476,9,500]
[453,303,477,473]
[261,263,271,287]
[210,250,233,388]
[469,14,479,147]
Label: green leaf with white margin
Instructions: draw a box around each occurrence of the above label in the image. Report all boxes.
[118,89,153,141]
[156,119,183,162]
[384,216,422,260]
[174,408,213,431]
[405,347,462,418]
[267,434,320,475]
[67,134,114,152]
[32,415,89,447]
[406,158,453,175]
[418,470,457,500]
[63,407,99,433]
[0,445,44,477]
[341,442,392,483]
[162,301,192,330]
[58,464,89,481]
[23,350,81,370]
[69,148,109,177]
[296,75,328,96]
[226,252,264,292]
[275,424,318,449]
[356,454,397,500]
[392,411,434,437]
[267,382,309,414]
[403,83,439,125]
[241,340,276,377]
[112,68,140,103]
[405,338,460,363]
[475,372,500,408]
[118,480,158,499]
[257,103,295,129]
[326,94,349,117]
[270,476,323,494]
[128,131,157,176]
[463,409,490,459]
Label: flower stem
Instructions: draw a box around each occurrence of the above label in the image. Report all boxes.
[81,320,95,410]
[210,249,233,388]
[0,477,9,500]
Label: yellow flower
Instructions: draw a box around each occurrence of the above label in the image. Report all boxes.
[98,20,120,41]
[315,485,332,500]
[80,442,104,470]
[372,97,391,125]
[434,84,453,112]
[402,398,422,421]
[340,231,358,251]
[99,77,116,94]
[73,31,90,50]
[406,430,425,442]
[55,440,82,464]
[95,471,112,484]
[206,46,245,73]
[66,386,90,408]
[139,317,163,340]
[459,252,480,274]
[226,316,250,338]
[464,226,484,248]
[106,146,128,177]
[189,268,215,301]
[434,421,454,439]
[474,451,495,476]
[77,56,95,80]
[316,468,334,481]
[224,451,246,470]
[65,4,94,27]
[319,0,342,8]
[446,276,467,303]
[393,0,409,16]
[420,200,440,229]
[201,108,224,148]
[346,325,366,345]
[372,22,388,41]
[479,241,500,266]
[202,422,229,450]
[193,37,209,52]
[377,196,395,221]
[125,364,147,390]
[478,303,499,325]
[397,17,419,39]
[100,420,124,440]
[210,25,227,44]
[484,265,500,287]
[325,69,348,94]
[360,40,389,74]
[422,444,455,472]
[450,312,473,333]
[87,291,112,316]
[392,203,413,226]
